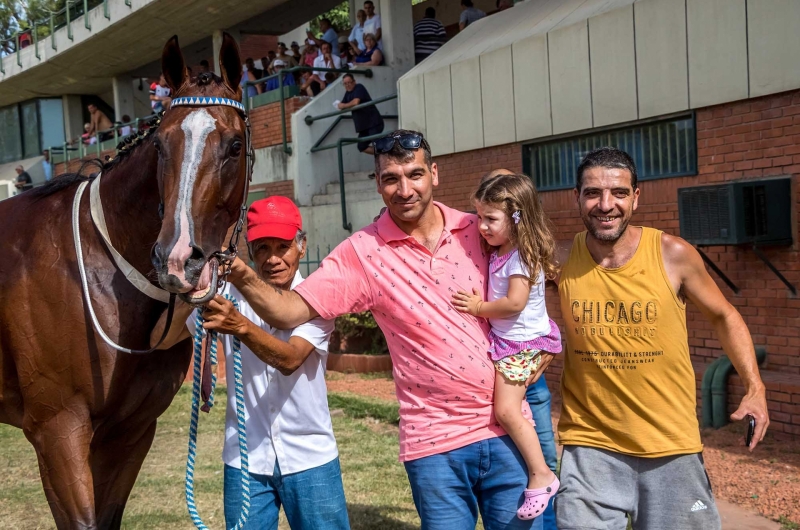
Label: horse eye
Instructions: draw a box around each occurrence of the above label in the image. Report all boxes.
[229,141,243,157]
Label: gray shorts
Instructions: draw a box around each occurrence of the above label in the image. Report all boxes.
[555,446,721,530]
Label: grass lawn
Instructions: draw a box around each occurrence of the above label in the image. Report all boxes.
[0,386,420,529]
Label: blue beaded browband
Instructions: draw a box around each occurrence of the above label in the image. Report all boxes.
[170,96,246,114]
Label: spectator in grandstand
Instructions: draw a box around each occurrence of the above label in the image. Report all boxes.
[309,41,342,95]
[497,0,514,10]
[336,73,384,155]
[265,60,297,92]
[299,71,316,97]
[271,42,298,72]
[242,58,262,98]
[15,165,33,191]
[459,0,486,31]
[199,59,211,74]
[301,41,318,68]
[80,123,96,145]
[363,1,382,50]
[354,33,383,67]
[307,18,339,55]
[86,103,114,141]
[42,150,52,182]
[349,9,367,55]
[118,115,133,137]
[413,7,446,64]
[150,74,172,113]
[290,41,302,64]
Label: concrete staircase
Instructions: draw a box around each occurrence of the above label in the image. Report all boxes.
[311,171,378,205]
[299,171,386,264]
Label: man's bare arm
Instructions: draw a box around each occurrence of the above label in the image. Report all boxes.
[228,257,318,329]
[662,234,769,449]
[238,324,316,376]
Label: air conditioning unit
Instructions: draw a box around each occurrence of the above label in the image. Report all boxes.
[678,177,793,246]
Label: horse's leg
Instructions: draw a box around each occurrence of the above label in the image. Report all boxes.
[25,408,96,529]
[92,420,158,529]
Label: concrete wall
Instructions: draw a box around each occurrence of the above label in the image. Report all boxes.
[398,0,800,157]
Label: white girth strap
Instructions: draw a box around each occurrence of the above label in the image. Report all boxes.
[88,173,171,303]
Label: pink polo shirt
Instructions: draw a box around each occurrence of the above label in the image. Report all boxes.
[295,202,531,462]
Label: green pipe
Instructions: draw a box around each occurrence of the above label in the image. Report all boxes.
[706,346,767,429]
[701,357,722,428]
[50,14,56,50]
[710,355,734,429]
[84,0,91,30]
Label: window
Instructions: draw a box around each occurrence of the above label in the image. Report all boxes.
[522,114,697,191]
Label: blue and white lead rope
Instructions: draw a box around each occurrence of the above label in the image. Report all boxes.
[186,294,250,530]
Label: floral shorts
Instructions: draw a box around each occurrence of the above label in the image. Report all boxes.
[494,349,543,382]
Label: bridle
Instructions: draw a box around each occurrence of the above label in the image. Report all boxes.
[71,94,253,354]
[169,95,254,293]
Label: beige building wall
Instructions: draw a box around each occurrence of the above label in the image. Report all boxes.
[397,0,800,156]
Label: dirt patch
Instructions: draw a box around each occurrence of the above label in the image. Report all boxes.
[326,372,396,402]
[702,423,800,524]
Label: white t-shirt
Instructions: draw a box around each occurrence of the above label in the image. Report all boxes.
[186,274,337,476]
[487,250,550,341]
[313,53,342,78]
[363,14,383,50]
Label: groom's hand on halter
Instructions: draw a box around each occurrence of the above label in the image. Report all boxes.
[201,295,249,336]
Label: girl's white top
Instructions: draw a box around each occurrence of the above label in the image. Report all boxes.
[487,250,551,341]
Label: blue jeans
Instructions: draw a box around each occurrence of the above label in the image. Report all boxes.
[223,457,350,530]
[526,376,558,530]
[404,435,543,530]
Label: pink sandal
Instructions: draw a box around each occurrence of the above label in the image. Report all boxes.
[516,475,560,520]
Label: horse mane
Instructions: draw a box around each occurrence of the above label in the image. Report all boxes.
[31,73,239,201]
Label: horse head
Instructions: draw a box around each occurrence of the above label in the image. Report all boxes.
[150,34,249,304]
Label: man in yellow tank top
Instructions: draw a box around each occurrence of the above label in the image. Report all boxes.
[553,147,769,530]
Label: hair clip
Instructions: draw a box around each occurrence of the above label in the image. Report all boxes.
[512,211,521,224]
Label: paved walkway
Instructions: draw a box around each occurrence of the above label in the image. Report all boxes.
[718,499,781,530]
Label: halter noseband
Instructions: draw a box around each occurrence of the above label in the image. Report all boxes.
[169,95,254,289]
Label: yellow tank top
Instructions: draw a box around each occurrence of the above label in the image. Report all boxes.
[557,227,702,457]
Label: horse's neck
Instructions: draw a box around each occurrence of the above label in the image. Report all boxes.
[99,142,162,276]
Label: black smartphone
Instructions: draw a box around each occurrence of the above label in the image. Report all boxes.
[745,414,756,447]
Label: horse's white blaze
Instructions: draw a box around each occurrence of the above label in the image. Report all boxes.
[166,108,216,285]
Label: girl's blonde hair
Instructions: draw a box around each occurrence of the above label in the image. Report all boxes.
[473,173,558,284]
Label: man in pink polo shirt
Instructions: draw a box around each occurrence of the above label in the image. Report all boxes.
[228,130,543,530]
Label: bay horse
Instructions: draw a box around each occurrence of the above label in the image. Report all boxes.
[0,33,250,529]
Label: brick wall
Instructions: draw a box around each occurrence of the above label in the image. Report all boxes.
[432,89,800,437]
[250,97,308,149]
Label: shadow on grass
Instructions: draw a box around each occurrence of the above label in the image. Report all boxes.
[347,503,419,530]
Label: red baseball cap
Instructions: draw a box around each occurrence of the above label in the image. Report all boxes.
[246,196,302,242]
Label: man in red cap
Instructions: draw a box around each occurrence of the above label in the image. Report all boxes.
[154,196,351,530]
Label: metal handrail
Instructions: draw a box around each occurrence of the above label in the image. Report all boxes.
[49,113,157,165]
[304,94,398,232]
[305,93,397,125]
[0,0,105,70]
[242,66,373,155]
[332,133,391,232]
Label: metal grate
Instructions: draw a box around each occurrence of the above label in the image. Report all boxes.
[523,114,697,190]
[679,186,730,242]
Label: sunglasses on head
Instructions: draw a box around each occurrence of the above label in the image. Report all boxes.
[373,133,426,155]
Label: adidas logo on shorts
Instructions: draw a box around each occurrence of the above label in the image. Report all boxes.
[691,500,708,512]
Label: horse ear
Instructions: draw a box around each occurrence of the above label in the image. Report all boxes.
[218,32,242,94]
[161,35,188,93]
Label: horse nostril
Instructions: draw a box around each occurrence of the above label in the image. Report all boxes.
[187,245,205,265]
[151,243,162,270]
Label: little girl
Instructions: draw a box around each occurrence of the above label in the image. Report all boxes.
[452,172,562,520]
